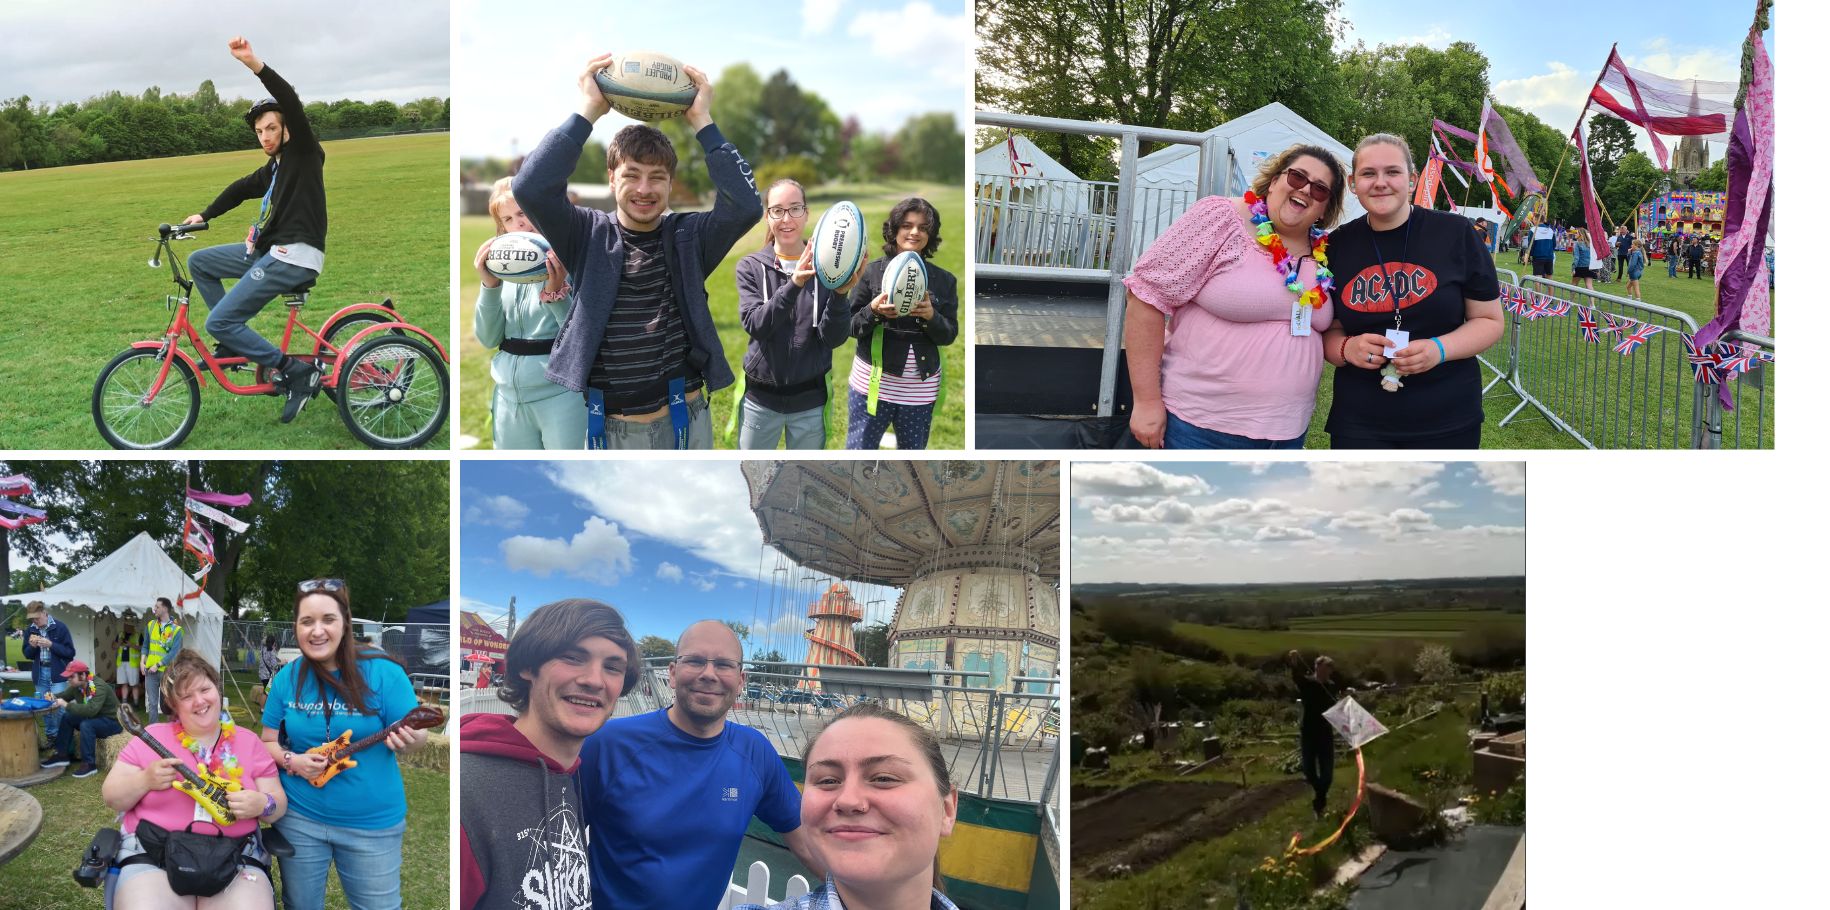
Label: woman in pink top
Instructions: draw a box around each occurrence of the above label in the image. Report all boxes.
[1124,145,1348,448]
[102,648,287,908]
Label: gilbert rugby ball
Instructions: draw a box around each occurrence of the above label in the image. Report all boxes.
[593,51,697,121]
[485,232,552,285]
[884,250,928,317]
[811,201,866,291]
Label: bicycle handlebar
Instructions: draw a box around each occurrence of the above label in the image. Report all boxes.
[159,221,210,237]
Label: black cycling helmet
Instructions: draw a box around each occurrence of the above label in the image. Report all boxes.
[244,97,283,129]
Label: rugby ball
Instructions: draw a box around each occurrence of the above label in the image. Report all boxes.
[485,232,552,285]
[593,51,697,121]
[884,250,928,317]
[810,201,866,291]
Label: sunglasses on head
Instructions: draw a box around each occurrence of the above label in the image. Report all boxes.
[1282,168,1334,202]
[297,578,346,594]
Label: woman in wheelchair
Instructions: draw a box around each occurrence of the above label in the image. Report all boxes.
[100,648,288,908]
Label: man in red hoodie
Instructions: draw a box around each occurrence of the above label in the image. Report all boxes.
[459,599,639,910]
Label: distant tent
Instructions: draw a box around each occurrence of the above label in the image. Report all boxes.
[1129,103,1365,260]
[2,531,226,674]
[975,133,1108,268]
[399,600,450,680]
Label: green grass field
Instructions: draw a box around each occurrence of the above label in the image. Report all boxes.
[458,179,965,449]
[1299,248,1774,449]
[0,668,448,909]
[1174,609,1524,657]
[0,134,452,450]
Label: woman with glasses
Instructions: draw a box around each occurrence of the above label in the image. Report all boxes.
[473,176,582,449]
[733,178,860,449]
[1319,133,1502,449]
[260,579,427,910]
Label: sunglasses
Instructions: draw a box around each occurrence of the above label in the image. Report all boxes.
[1282,168,1334,202]
[297,578,346,594]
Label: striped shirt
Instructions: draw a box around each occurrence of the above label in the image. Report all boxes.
[588,227,698,413]
[848,343,940,405]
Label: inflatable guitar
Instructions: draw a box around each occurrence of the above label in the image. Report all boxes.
[116,704,240,827]
[306,705,444,788]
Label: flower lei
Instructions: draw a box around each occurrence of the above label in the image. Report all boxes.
[177,719,245,784]
[1245,191,1333,308]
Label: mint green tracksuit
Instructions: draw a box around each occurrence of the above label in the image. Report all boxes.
[474,282,585,449]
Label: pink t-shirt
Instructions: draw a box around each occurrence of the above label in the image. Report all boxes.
[117,722,278,838]
[1124,196,1334,441]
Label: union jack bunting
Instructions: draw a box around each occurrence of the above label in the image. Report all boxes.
[1682,334,1727,383]
[1577,307,1602,342]
[1600,313,1633,336]
[1612,321,1663,355]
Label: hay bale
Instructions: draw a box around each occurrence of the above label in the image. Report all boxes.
[399,732,449,775]
[98,732,133,773]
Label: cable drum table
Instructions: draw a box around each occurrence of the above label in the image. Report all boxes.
[0,782,43,867]
[0,705,63,787]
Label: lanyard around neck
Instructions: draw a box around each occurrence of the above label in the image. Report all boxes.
[1368,207,1414,331]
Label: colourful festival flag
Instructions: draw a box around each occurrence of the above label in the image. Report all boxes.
[1613,321,1663,355]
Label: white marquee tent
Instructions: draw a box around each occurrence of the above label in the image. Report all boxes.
[4,532,225,676]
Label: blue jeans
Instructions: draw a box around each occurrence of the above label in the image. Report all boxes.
[187,243,319,369]
[1164,412,1304,449]
[738,397,825,449]
[1667,255,1678,277]
[52,715,121,764]
[275,814,406,910]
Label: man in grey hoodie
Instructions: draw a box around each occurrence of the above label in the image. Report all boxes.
[459,599,639,910]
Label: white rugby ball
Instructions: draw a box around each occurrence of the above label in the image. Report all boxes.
[485,232,552,285]
[593,51,697,121]
[884,250,928,317]
[811,201,866,291]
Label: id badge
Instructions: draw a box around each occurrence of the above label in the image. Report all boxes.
[1383,329,1410,358]
[1290,301,1312,337]
[193,797,212,824]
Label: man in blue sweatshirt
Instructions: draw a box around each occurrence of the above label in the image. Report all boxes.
[514,53,762,449]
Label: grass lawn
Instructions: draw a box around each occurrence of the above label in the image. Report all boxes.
[0,669,449,909]
[1173,609,1524,658]
[1073,695,1484,909]
[1299,247,1774,449]
[0,133,452,450]
[458,179,965,449]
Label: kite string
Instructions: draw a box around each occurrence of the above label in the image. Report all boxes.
[1286,748,1366,856]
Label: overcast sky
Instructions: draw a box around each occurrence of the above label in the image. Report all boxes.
[0,2,449,105]
[1072,461,1525,585]
[453,0,967,158]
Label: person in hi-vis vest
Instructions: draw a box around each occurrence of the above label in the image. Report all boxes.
[141,597,184,718]
[115,618,145,708]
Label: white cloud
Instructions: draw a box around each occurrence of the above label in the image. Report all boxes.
[656,562,685,582]
[847,2,968,86]
[1475,463,1527,496]
[1424,500,1461,510]
[1072,463,1214,498]
[543,462,764,575]
[1246,462,1274,475]
[1327,507,1438,540]
[1305,462,1447,494]
[500,517,633,584]
[1090,498,1197,525]
[1254,526,1318,542]
[1413,482,1440,498]
[464,494,529,529]
[691,575,718,592]
[802,0,843,34]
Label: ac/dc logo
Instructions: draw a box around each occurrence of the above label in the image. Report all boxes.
[1342,263,1440,313]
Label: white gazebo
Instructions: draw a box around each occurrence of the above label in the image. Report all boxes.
[3,532,226,677]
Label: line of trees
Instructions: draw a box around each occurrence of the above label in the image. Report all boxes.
[0,83,450,171]
[463,64,963,195]
[978,0,1708,229]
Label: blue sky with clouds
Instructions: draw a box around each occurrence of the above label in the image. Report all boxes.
[459,460,908,662]
[454,0,967,157]
[1071,461,1525,585]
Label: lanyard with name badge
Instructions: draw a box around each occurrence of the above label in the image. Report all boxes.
[1288,254,1313,337]
[1369,207,1414,356]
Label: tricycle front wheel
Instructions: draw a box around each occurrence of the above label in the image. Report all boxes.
[93,348,201,449]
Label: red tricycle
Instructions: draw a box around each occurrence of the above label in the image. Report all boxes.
[92,222,450,449]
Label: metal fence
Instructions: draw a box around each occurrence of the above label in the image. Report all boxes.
[1480,276,1775,449]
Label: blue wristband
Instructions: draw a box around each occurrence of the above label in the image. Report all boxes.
[1431,336,1446,363]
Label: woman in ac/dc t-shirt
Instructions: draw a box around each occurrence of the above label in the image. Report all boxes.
[1320,133,1504,449]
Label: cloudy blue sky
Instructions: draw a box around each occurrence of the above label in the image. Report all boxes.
[1071,461,1525,585]
[454,0,967,157]
[459,460,907,662]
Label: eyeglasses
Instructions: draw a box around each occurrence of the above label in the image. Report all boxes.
[765,204,808,221]
[1282,168,1334,202]
[674,655,742,675]
[297,578,346,594]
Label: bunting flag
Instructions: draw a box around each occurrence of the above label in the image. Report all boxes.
[1474,99,1497,184]
[1431,130,1471,188]
[0,475,46,531]
[1577,307,1602,342]
[180,486,248,600]
[1600,313,1632,336]
[1414,154,1445,207]
[1612,321,1664,355]
[1590,47,1734,170]
[1571,123,1612,270]
[1695,19,1774,373]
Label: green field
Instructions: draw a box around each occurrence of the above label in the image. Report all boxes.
[1300,248,1774,449]
[458,179,965,449]
[0,134,452,450]
[0,668,448,910]
[1174,609,1524,657]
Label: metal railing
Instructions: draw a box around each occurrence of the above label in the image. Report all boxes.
[1699,328,1776,449]
[976,111,1227,417]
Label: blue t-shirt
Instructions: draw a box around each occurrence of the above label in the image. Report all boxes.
[577,708,802,910]
[261,655,418,829]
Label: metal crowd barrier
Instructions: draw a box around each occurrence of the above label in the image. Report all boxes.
[1699,328,1776,450]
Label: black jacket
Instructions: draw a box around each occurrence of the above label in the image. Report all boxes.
[847,256,958,380]
[200,65,326,254]
[735,246,851,413]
